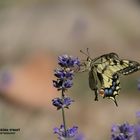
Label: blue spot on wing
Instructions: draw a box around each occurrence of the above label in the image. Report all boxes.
[103,73,120,97]
[104,89,109,95]
[108,89,113,95]
[111,86,115,90]
[104,88,113,96]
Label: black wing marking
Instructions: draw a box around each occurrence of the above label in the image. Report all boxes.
[97,72,120,106]
[93,52,119,63]
[95,53,140,78]
[117,60,140,75]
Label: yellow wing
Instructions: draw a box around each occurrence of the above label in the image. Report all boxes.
[94,53,140,106]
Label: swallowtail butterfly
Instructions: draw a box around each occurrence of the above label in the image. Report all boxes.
[80,49,140,106]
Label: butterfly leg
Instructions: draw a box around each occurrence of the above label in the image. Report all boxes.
[94,88,98,101]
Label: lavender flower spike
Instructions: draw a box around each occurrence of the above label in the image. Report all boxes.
[54,69,74,80]
[53,54,81,140]
[54,125,78,140]
[52,97,74,110]
[58,55,80,68]
[134,111,140,140]
[111,123,134,140]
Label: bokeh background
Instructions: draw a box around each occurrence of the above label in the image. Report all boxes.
[0,0,140,140]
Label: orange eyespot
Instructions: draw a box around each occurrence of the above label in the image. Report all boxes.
[99,89,105,96]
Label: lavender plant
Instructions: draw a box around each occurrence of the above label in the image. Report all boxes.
[52,54,83,140]
[134,111,140,140]
[111,111,140,140]
[111,123,134,140]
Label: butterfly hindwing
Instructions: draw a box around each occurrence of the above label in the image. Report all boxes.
[98,73,120,106]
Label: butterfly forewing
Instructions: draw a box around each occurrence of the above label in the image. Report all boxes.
[118,60,140,75]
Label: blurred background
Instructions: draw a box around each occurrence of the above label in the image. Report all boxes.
[0,0,140,140]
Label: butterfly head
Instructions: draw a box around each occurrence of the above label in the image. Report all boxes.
[86,56,92,64]
[86,56,90,61]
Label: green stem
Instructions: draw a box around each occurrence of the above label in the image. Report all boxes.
[62,89,67,137]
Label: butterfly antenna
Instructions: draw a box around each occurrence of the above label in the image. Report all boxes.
[80,48,92,60]
[80,49,89,57]
[87,48,90,56]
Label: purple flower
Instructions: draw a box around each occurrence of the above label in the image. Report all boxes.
[136,111,140,118]
[53,79,73,90]
[67,126,78,137]
[62,80,73,89]
[54,69,74,80]
[58,55,80,68]
[54,69,65,79]
[112,135,126,140]
[134,124,140,140]
[52,97,74,110]
[54,125,78,140]
[134,111,140,140]
[73,134,85,140]
[53,79,63,90]
[111,123,134,140]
